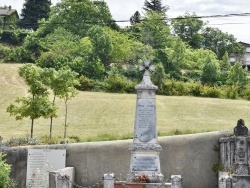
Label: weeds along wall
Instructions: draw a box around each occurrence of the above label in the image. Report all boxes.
[3,132,224,188]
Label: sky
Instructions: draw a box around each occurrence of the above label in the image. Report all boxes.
[1,0,250,43]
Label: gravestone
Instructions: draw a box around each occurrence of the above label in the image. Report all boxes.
[218,119,250,188]
[49,167,75,188]
[104,173,115,188]
[127,60,163,183]
[26,149,66,188]
[171,175,183,188]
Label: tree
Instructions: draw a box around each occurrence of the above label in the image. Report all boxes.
[7,64,56,138]
[203,27,244,59]
[141,12,170,49]
[143,0,169,14]
[171,12,205,49]
[18,0,51,30]
[87,25,113,68]
[201,55,220,85]
[165,37,186,78]
[227,62,248,88]
[219,52,231,84]
[151,62,166,86]
[46,0,114,37]
[130,11,142,25]
[42,68,79,139]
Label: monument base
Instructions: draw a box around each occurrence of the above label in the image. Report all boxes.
[232,174,250,188]
[127,172,164,183]
[115,182,170,188]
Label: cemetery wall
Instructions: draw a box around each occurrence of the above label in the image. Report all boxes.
[3,131,224,188]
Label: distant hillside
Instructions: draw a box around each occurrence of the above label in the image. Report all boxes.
[1,63,249,142]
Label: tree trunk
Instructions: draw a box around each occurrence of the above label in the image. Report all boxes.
[50,95,56,140]
[31,118,34,139]
[64,99,68,139]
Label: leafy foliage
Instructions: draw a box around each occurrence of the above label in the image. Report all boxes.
[201,55,220,85]
[171,12,205,49]
[18,0,51,30]
[0,153,14,188]
[227,62,248,88]
[7,64,56,138]
[143,0,169,15]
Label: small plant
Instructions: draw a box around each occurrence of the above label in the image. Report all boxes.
[133,175,149,183]
[0,153,15,188]
[4,136,41,147]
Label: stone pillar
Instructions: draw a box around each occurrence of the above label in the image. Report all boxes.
[104,173,115,188]
[127,60,163,183]
[49,167,75,188]
[234,136,248,174]
[226,177,232,188]
[219,137,235,172]
[171,175,183,188]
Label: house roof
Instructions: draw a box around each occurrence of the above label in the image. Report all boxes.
[0,6,18,17]
[239,41,250,47]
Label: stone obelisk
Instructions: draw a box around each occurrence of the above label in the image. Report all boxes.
[127,60,163,183]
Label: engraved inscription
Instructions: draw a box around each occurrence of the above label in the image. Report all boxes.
[135,99,156,142]
[132,156,158,171]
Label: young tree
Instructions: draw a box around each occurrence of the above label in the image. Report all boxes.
[42,68,79,139]
[219,52,231,84]
[18,0,51,30]
[201,55,220,85]
[227,62,248,88]
[7,64,56,138]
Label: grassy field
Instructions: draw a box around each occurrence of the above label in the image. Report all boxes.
[0,63,250,142]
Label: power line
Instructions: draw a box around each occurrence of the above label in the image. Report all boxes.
[2,12,250,27]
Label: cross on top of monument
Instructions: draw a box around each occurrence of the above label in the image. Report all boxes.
[139,60,155,76]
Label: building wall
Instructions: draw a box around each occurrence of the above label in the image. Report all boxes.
[3,131,225,188]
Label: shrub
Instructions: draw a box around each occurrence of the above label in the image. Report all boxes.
[4,46,31,63]
[224,85,239,99]
[5,137,41,147]
[77,76,95,91]
[0,153,15,188]
[0,29,29,45]
[190,82,204,97]
[239,84,250,100]
[159,79,190,96]
[201,85,221,98]
[105,73,127,93]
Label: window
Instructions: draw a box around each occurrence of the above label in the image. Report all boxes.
[246,48,250,53]
[230,57,236,62]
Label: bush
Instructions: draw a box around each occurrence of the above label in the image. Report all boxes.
[105,73,128,93]
[0,153,15,188]
[159,79,190,96]
[77,75,95,91]
[201,85,221,98]
[224,85,239,99]
[4,137,41,147]
[0,29,29,45]
[239,84,250,100]
[4,46,31,63]
[190,82,203,97]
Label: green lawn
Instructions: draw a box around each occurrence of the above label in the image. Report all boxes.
[0,63,249,142]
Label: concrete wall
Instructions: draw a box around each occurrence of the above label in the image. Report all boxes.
[3,131,224,188]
